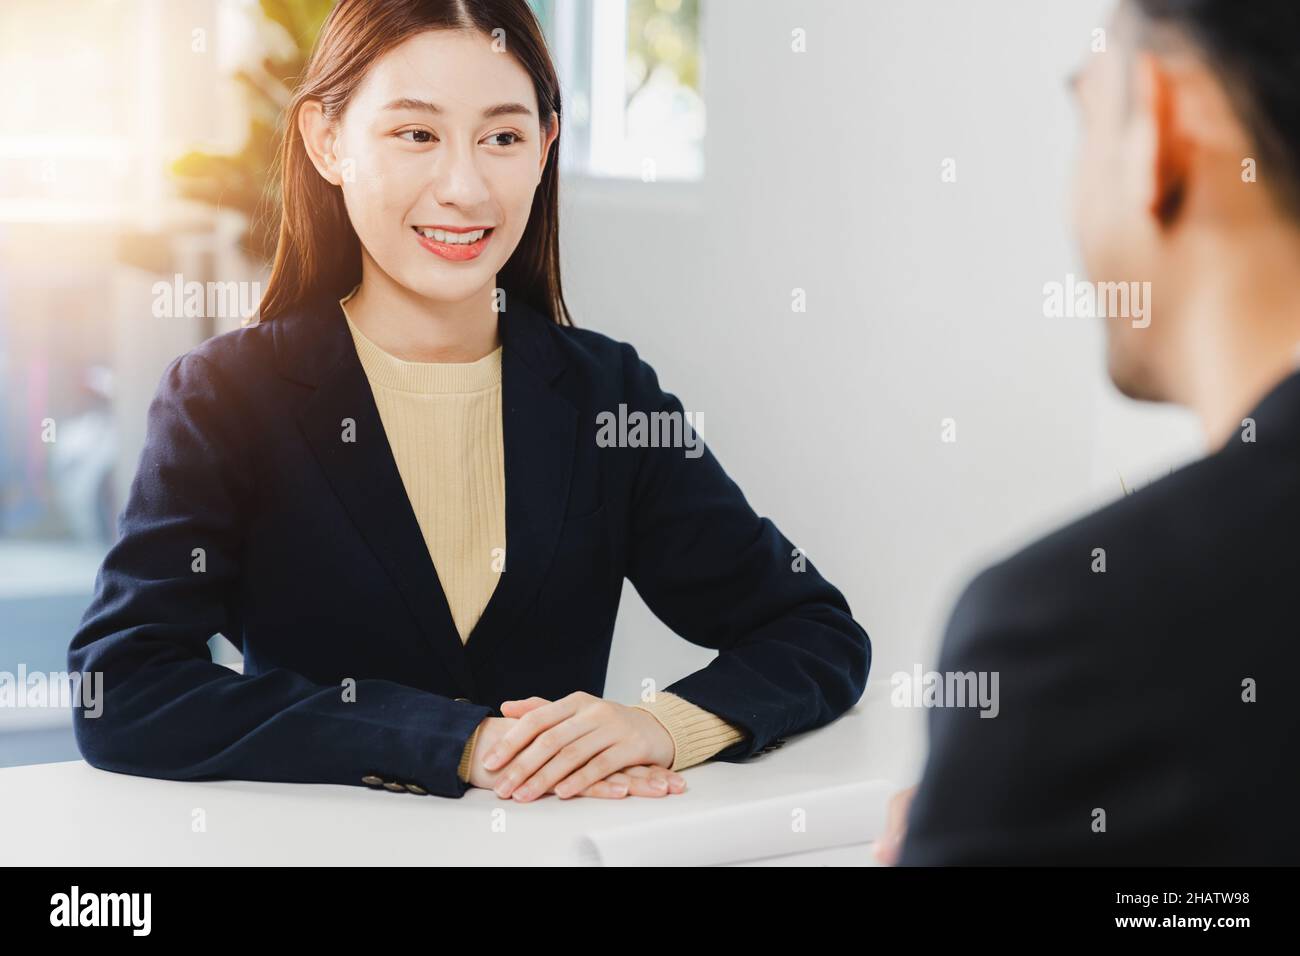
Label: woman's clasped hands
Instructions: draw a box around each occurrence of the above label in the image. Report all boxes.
[466,691,688,802]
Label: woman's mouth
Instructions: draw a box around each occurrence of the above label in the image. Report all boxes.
[412,225,494,262]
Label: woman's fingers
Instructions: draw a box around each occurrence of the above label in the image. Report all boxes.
[558,763,687,799]
[547,739,637,799]
[482,695,582,772]
[498,696,551,718]
[502,726,615,801]
[622,764,687,794]
[572,766,687,799]
[579,771,631,799]
[495,694,629,799]
[487,690,689,801]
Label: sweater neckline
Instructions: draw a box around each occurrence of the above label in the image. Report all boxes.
[339,286,502,395]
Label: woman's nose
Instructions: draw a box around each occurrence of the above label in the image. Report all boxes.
[430,146,491,209]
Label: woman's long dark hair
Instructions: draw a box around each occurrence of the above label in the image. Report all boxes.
[257,0,571,326]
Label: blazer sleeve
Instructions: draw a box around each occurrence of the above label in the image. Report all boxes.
[618,343,871,760]
[67,351,492,798]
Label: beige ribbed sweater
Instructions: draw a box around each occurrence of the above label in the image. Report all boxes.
[340,291,748,784]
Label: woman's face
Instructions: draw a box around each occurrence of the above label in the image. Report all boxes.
[300,28,558,307]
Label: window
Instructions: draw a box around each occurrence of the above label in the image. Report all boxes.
[538,0,705,182]
[0,0,237,766]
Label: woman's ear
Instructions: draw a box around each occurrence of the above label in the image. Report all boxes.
[538,111,560,181]
[299,100,344,186]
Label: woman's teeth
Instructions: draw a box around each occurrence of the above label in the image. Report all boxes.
[414,227,487,244]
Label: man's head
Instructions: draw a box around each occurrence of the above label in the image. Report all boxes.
[1069,0,1300,401]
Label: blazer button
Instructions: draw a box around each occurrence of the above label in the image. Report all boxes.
[383,781,407,793]
[454,697,469,703]
[361,775,384,786]
[405,783,428,795]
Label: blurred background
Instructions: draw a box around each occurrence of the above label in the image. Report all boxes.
[0,0,1199,774]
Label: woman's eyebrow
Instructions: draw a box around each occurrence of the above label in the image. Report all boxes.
[380,97,534,119]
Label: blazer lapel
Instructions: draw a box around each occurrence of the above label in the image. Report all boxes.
[464,306,577,675]
[272,293,576,701]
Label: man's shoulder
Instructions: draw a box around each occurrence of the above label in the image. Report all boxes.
[948,445,1297,653]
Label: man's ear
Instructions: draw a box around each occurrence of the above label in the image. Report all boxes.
[538,111,560,182]
[1136,52,1191,227]
[299,100,344,186]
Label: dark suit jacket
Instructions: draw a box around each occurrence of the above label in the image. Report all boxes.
[900,371,1300,865]
[68,294,870,798]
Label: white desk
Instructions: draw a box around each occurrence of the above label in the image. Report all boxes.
[1,680,923,866]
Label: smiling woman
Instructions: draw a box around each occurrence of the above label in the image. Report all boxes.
[298,34,556,339]
[68,0,870,806]
[258,0,568,336]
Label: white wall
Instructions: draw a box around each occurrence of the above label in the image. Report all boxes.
[576,0,1202,709]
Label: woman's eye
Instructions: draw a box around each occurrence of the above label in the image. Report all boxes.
[484,132,521,147]
[397,129,435,144]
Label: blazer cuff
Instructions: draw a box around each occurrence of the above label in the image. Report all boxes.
[632,691,749,771]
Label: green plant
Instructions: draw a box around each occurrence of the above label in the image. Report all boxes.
[626,0,700,104]
[168,0,334,264]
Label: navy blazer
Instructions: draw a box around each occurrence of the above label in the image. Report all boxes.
[900,372,1300,864]
[69,294,870,798]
